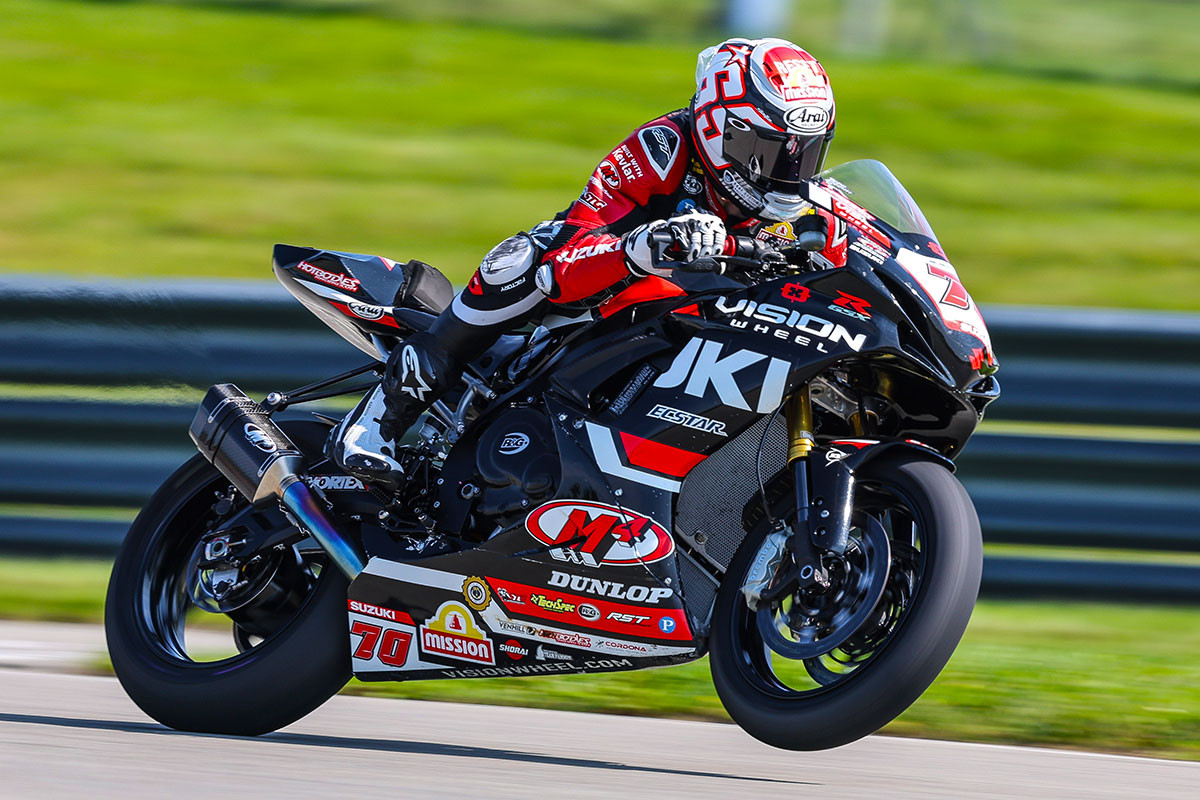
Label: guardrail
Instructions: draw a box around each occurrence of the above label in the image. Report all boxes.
[2,275,1198,600]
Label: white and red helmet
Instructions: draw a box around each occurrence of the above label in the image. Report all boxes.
[691,38,836,221]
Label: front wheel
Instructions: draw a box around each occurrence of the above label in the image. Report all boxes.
[710,453,982,750]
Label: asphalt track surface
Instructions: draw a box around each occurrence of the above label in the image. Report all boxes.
[3,663,1199,800]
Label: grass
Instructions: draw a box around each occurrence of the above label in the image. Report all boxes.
[1,0,1198,310]
[8,555,1200,759]
[0,556,113,622]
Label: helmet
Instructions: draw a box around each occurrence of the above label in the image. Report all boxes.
[690,38,836,222]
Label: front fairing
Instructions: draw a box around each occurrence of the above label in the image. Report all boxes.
[654,268,987,454]
[809,160,998,390]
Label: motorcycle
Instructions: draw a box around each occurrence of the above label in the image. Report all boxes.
[105,160,999,750]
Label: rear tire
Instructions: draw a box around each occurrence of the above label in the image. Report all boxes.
[710,454,982,750]
[105,422,351,736]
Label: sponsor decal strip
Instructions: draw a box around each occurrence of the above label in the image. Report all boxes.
[487,578,692,641]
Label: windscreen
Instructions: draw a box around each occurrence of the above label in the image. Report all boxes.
[817,160,939,243]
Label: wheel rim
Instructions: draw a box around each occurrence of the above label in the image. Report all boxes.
[134,464,325,667]
[730,476,932,698]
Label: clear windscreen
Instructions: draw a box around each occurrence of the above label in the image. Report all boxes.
[817,160,939,243]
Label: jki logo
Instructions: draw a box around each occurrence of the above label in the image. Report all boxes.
[652,338,789,412]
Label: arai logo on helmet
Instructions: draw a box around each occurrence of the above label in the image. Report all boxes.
[525,500,674,568]
[498,432,530,455]
[784,105,830,134]
[348,302,383,320]
[243,423,276,453]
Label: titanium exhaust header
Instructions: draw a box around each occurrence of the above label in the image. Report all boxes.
[189,383,365,578]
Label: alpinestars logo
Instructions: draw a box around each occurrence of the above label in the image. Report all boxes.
[399,344,431,402]
[652,338,789,412]
[525,501,674,568]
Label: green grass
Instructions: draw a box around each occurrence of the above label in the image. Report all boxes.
[1,0,1198,309]
[8,555,1200,759]
[0,556,113,622]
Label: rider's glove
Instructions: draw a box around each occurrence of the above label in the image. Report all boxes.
[625,211,728,278]
[624,220,673,277]
[667,210,727,262]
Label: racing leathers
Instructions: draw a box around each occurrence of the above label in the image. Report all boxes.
[330,109,847,486]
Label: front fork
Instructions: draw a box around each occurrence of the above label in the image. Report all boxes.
[758,384,856,604]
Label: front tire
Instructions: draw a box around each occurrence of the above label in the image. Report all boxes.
[105,422,351,736]
[710,453,982,750]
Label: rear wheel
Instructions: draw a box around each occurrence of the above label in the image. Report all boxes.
[710,453,982,750]
[105,422,351,735]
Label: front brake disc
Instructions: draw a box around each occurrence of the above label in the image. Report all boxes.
[755,514,891,660]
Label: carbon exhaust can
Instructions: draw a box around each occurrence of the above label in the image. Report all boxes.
[188,384,306,505]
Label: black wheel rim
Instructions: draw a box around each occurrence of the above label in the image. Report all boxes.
[133,462,326,668]
[729,476,933,698]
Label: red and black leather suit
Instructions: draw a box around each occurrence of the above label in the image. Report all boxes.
[379,109,846,437]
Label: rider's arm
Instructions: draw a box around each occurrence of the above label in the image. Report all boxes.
[540,117,691,304]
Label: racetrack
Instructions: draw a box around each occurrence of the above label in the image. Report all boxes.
[1,668,1196,799]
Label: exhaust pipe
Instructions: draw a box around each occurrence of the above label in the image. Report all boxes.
[189,384,365,578]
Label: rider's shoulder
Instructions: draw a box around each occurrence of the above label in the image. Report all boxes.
[604,109,692,193]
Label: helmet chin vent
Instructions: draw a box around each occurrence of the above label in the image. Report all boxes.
[760,192,808,222]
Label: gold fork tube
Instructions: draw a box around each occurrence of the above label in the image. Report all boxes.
[786,386,815,463]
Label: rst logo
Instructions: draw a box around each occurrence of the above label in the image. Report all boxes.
[525,501,674,568]
[653,337,789,412]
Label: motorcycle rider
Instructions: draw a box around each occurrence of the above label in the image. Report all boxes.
[331,37,846,487]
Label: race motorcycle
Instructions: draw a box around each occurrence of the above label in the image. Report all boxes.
[105,160,999,750]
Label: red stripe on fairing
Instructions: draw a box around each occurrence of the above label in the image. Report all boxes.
[329,301,401,328]
[829,439,874,449]
[618,432,706,478]
[598,276,687,319]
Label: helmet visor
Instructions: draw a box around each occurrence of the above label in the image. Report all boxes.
[722,117,830,194]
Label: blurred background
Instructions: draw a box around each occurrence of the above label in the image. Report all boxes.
[0,0,1197,760]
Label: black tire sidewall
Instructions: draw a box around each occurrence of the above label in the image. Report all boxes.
[709,454,983,751]
[105,423,351,736]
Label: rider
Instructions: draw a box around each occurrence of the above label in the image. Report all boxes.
[331,37,846,486]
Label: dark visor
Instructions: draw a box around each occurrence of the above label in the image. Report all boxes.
[722,118,830,194]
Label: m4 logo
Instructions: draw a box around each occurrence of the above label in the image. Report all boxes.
[653,338,789,412]
[525,501,675,568]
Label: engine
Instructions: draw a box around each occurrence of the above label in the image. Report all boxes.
[436,405,560,538]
